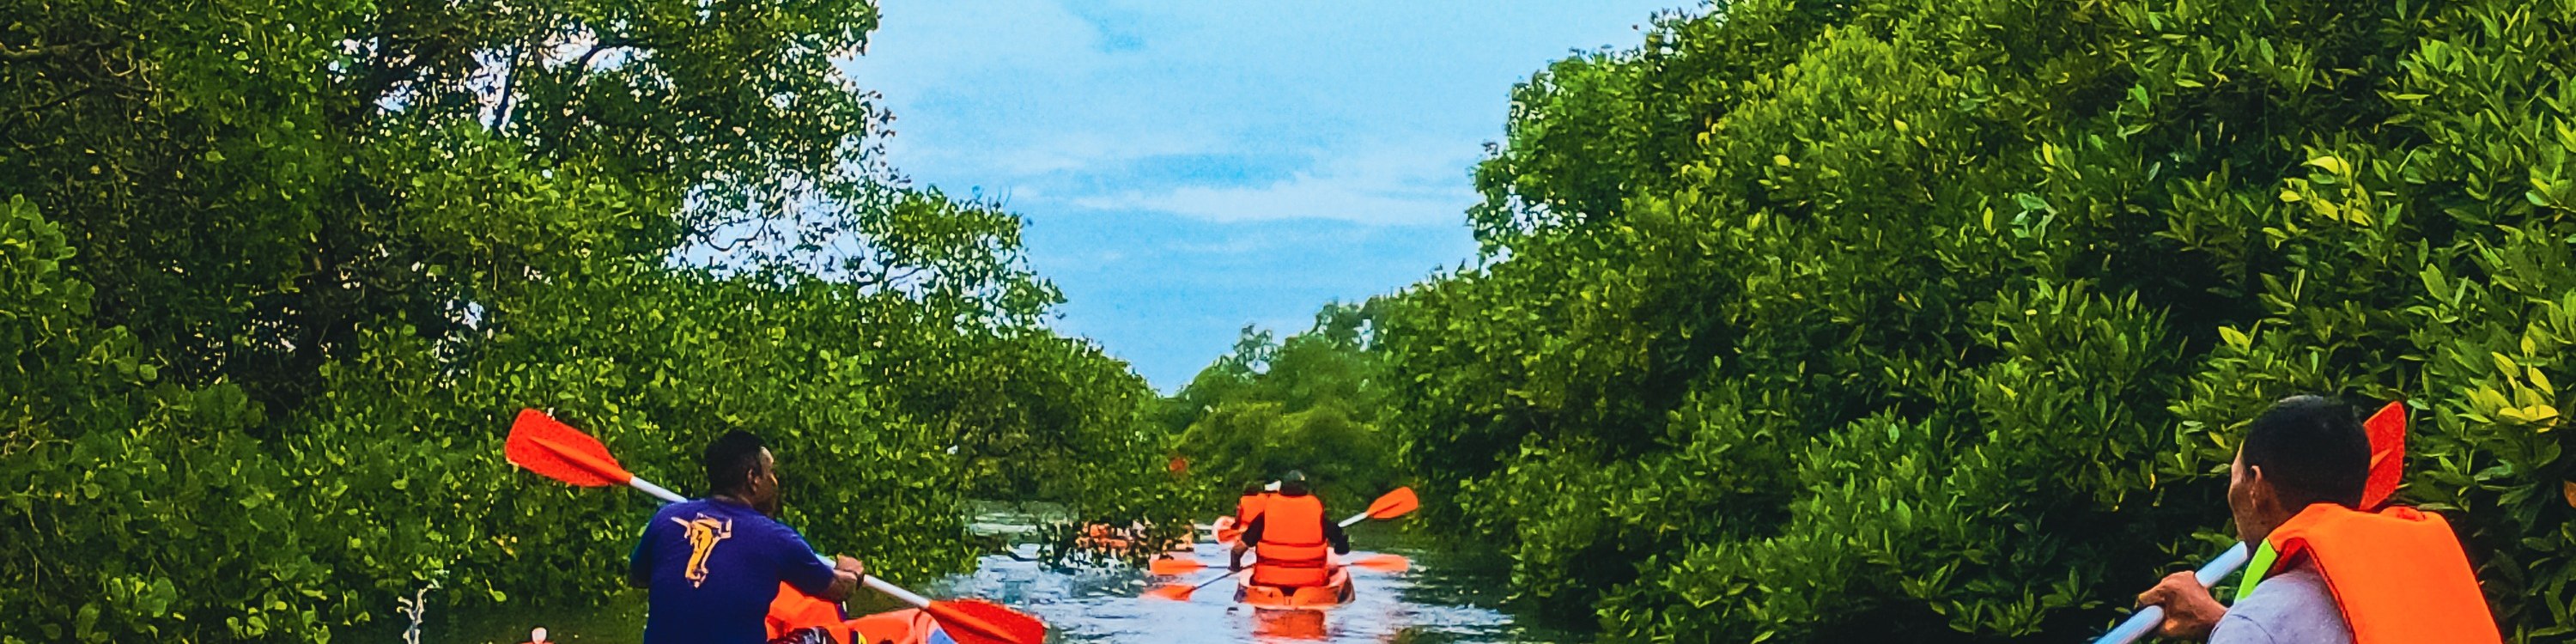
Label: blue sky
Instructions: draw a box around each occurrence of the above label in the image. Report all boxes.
[845,1,1692,392]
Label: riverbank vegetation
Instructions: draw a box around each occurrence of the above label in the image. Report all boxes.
[1160,303,1400,518]
[0,1,1178,641]
[13,0,2576,641]
[1366,0,2576,641]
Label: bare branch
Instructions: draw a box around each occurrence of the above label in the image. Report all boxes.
[0,43,80,61]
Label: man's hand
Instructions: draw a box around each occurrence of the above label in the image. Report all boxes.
[823,555,866,602]
[2136,570,2227,641]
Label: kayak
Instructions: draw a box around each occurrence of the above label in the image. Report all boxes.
[845,608,952,644]
[1209,515,1243,547]
[1234,565,1354,609]
[769,583,954,644]
[1073,520,1197,555]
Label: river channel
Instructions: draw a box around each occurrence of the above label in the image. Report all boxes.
[415,507,1583,644]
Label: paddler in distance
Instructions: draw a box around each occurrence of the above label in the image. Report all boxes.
[1218,480,1276,544]
[1230,471,1350,589]
[2134,395,2501,643]
[629,430,868,644]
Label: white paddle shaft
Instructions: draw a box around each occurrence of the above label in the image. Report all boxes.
[623,477,934,609]
[2093,542,2251,644]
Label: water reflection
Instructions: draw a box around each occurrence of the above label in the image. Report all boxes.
[923,523,1572,644]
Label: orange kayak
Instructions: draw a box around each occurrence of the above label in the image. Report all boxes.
[768,583,951,644]
[1234,566,1354,609]
[844,608,946,644]
[1074,520,1198,554]
[1210,516,1243,547]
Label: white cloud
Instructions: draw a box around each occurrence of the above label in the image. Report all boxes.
[1072,143,1479,226]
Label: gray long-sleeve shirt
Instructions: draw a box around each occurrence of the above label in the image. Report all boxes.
[2212,566,2354,644]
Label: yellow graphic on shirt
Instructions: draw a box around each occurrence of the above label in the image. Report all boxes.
[671,514,734,587]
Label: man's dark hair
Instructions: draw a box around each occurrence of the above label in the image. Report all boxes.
[1279,470,1309,496]
[704,430,768,496]
[2241,395,2372,510]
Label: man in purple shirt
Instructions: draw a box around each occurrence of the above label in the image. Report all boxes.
[630,430,866,644]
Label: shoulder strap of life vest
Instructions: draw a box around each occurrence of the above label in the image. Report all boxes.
[2256,504,2501,644]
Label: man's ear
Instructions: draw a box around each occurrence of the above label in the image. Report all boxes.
[2244,464,2274,507]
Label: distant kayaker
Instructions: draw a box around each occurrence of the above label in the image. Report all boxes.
[629,430,866,644]
[2134,395,2500,643]
[1230,471,1351,588]
[1218,482,1274,544]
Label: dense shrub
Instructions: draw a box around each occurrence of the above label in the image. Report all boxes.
[1378,0,2576,640]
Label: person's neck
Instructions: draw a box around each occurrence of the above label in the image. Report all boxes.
[710,493,755,508]
[2242,502,2333,545]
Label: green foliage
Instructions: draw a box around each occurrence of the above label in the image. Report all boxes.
[1380,0,2576,640]
[1168,303,1400,516]
[0,0,1170,640]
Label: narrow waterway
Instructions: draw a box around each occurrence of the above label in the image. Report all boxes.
[416,509,1582,644]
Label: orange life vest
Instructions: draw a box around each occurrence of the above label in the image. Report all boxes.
[767,582,855,643]
[2247,504,2501,644]
[1223,493,1271,544]
[1251,494,1331,588]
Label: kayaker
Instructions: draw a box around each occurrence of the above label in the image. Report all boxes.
[1218,482,1273,544]
[1230,471,1350,588]
[629,430,867,644]
[2134,395,2501,643]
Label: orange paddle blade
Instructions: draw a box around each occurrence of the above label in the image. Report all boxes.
[1142,582,1199,602]
[1366,487,1419,519]
[2361,401,2408,508]
[1149,557,1206,575]
[1351,554,1410,573]
[923,598,1047,644]
[505,409,635,487]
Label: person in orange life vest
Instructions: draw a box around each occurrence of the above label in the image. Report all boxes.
[629,430,867,644]
[1230,471,1350,588]
[2136,395,2501,644]
[1219,482,1274,544]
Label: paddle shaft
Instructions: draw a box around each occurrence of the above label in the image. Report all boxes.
[1337,508,1371,528]
[621,477,935,608]
[2093,542,2251,644]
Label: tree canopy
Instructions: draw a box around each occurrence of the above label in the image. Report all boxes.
[1375,0,2576,640]
[1163,302,1399,516]
[2,0,1173,641]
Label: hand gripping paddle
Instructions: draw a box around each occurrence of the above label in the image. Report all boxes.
[2094,401,2409,644]
[504,409,1047,644]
